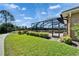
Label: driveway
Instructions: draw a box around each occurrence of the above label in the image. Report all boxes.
[0,33,9,56]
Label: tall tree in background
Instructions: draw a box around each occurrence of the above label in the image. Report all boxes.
[0,10,15,33]
[0,10,15,23]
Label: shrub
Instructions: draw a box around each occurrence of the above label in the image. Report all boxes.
[72,24,79,41]
[59,35,72,44]
[27,32,30,35]
[0,23,15,33]
[18,30,28,35]
[22,30,28,34]
[18,31,22,34]
[39,32,49,39]
[26,31,50,39]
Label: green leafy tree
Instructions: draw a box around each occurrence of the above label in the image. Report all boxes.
[0,10,15,33]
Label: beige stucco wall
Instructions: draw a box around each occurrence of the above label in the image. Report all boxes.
[62,10,79,37]
[71,13,79,24]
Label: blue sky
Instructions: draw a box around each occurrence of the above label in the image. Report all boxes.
[0,3,79,27]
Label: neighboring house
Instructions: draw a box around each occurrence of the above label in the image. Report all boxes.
[61,6,79,37]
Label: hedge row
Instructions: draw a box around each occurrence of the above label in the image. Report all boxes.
[18,30,28,34]
[17,31,50,39]
[26,31,50,39]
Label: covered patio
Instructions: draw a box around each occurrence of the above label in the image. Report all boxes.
[31,17,66,38]
[61,6,79,38]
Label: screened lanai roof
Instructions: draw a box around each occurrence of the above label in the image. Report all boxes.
[32,17,64,24]
[31,17,65,29]
[61,6,79,17]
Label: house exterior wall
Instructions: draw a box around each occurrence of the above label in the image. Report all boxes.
[62,9,79,37]
[69,13,79,38]
[71,13,79,24]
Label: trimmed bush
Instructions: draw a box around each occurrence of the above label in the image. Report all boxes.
[18,30,28,35]
[26,31,50,39]
[59,35,72,44]
[18,31,22,34]
[22,30,28,34]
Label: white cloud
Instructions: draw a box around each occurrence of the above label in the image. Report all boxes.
[9,4,19,9]
[24,17,33,20]
[20,14,25,16]
[3,4,27,11]
[3,4,28,11]
[3,3,20,10]
[21,22,31,27]
[21,23,26,26]
[49,4,61,10]
[15,19,21,23]
[41,11,47,14]
[22,7,26,10]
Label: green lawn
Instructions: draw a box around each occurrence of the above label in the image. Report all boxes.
[4,33,79,56]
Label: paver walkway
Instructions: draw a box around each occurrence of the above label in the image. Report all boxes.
[0,33,9,56]
[48,33,63,40]
[72,41,79,48]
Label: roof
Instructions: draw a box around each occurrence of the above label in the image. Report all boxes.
[61,6,79,17]
[62,6,79,13]
[32,17,64,24]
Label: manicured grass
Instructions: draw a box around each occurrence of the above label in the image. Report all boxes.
[5,33,79,56]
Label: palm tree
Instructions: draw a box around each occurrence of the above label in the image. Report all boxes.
[0,10,15,23]
[0,10,15,33]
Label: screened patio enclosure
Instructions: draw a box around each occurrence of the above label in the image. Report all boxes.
[31,17,67,37]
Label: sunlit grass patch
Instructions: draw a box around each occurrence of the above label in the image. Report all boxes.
[4,33,79,56]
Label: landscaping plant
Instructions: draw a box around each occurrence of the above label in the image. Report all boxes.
[59,35,72,44]
[26,31,50,39]
[72,24,79,41]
